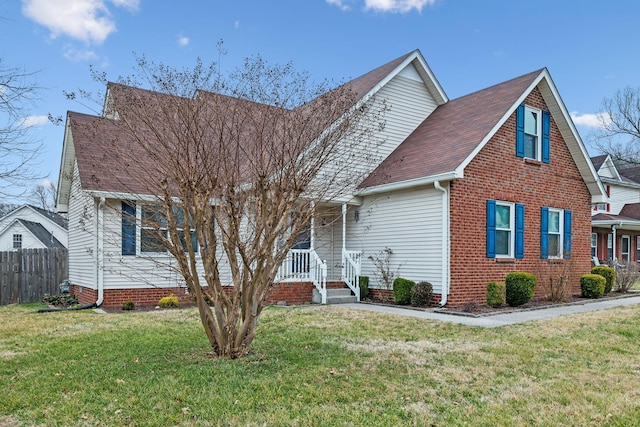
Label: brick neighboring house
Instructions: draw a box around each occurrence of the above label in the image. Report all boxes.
[591,154,640,264]
[56,49,606,308]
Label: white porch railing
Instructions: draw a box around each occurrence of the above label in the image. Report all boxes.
[342,249,362,301]
[276,248,327,304]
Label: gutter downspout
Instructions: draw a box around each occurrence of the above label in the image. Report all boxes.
[96,197,105,306]
[434,181,449,307]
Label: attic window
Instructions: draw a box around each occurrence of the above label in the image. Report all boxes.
[523,107,541,159]
[13,234,22,250]
[516,104,550,163]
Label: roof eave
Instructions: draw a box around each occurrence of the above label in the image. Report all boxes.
[357,171,460,196]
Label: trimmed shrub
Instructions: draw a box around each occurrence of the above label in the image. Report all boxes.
[591,266,615,294]
[158,294,179,308]
[486,281,506,308]
[393,278,415,305]
[122,301,135,311]
[411,281,433,307]
[359,276,370,299]
[581,274,606,299]
[505,272,536,307]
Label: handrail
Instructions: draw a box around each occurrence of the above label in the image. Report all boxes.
[310,250,327,304]
[342,249,361,301]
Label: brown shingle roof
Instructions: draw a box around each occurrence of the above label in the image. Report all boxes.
[619,203,640,219]
[358,68,544,189]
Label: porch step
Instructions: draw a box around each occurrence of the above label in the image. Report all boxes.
[325,287,357,304]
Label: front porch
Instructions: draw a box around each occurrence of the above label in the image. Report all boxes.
[275,203,362,304]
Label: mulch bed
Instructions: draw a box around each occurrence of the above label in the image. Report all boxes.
[365,291,640,317]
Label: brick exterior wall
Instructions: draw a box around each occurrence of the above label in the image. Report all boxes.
[70,281,316,308]
[446,88,593,307]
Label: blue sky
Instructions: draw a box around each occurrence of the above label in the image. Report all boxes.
[2,0,639,203]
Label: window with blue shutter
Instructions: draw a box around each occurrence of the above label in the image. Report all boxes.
[516,104,550,162]
[122,201,136,255]
[541,207,570,259]
[487,200,522,258]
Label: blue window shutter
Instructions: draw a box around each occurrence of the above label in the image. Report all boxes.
[486,200,496,258]
[122,201,136,256]
[515,203,525,259]
[542,110,550,163]
[563,209,572,259]
[540,207,549,259]
[516,104,525,158]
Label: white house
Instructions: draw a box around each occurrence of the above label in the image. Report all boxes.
[0,205,68,250]
[57,49,605,308]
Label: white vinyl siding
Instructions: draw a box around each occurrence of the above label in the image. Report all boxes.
[608,184,640,215]
[0,223,39,250]
[345,185,445,294]
[68,161,97,289]
[312,64,439,195]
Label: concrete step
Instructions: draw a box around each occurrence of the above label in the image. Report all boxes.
[312,286,358,304]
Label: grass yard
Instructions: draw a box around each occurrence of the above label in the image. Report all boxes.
[1,303,640,426]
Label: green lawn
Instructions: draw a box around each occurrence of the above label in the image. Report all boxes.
[1,303,640,426]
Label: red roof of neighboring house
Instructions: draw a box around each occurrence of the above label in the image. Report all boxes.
[358,68,543,189]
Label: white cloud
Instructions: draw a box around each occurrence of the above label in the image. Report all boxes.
[571,111,611,129]
[364,0,436,13]
[63,45,99,62]
[177,35,189,47]
[326,0,351,11]
[19,115,49,128]
[22,0,140,45]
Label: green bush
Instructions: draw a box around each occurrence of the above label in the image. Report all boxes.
[486,281,506,308]
[359,276,369,299]
[411,281,433,307]
[505,272,536,307]
[393,278,415,305]
[122,300,135,311]
[591,266,615,294]
[158,294,179,308]
[581,274,606,299]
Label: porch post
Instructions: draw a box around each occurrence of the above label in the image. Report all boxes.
[342,203,347,252]
[612,225,617,262]
[310,201,315,251]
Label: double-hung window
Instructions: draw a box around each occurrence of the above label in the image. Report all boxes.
[516,104,550,163]
[540,207,572,259]
[122,202,198,255]
[487,200,524,259]
[591,233,597,258]
[13,234,22,250]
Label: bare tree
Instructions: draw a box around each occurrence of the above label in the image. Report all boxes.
[29,181,57,211]
[0,58,43,196]
[592,87,640,165]
[78,54,386,358]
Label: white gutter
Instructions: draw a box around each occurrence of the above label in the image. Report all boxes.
[96,197,105,306]
[433,181,450,307]
[358,171,459,196]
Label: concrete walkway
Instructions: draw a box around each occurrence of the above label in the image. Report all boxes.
[339,295,640,328]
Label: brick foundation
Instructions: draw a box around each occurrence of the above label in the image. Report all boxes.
[70,281,317,308]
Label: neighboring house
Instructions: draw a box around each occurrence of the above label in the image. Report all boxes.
[56,49,606,308]
[591,154,640,264]
[0,205,68,250]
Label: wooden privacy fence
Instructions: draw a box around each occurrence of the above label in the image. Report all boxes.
[0,248,68,305]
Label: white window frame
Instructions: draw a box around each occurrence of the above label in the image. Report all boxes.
[637,236,640,262]
[12,234,22,250]
[547,208,564,259]
[523,105,542,161]
[607,234,613,260]
[495,201,515,258]
[137,205,198,256]
[591,233,597,259]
